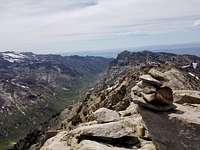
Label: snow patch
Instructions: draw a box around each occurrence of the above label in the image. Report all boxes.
[2,52,27,63]
[11,81,29,89]
[192,63,198,69]
[62,87,70,91]
[189,72,199,80]
[181,65,190,69]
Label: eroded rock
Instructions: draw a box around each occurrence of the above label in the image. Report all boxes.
[79,140,134,150]
[78,135,139,148]
[135,99,176,112]
[69,118,136,138]
[93,108,120,123]
[40,131,69,150]
[119,102,138,117]
[173,90,200,104]
[139,74,162,87]
[155,87,174,105]
[148,68,166,81]
[142,93,156,103]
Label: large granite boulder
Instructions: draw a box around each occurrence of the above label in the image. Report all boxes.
[69,118,136,138]
[93,108,120,123]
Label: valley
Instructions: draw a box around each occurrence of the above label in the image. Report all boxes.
[0,51,111,149]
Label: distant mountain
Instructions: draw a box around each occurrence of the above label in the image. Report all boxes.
[137,43,200,56]
[0,51,111,149]
[62,43,200,58]
[113,50,200,67]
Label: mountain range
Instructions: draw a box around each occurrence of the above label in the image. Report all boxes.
[0,51,111,149]
[63,43,200,58]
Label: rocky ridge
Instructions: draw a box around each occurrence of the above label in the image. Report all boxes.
[11,51,200,150]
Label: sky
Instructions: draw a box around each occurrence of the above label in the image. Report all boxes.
[0,0,200,54]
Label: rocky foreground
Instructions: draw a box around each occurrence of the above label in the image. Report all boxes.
[11,51,200,150]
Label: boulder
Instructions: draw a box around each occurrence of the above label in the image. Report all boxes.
[137,104,200,150]
[155,87,174,105]
[141,93,156,103]
[93,108,120,123]
[173,90,200,104]
[40,131,69,150]
[136,81,157,94]
[69,118,136,138]
[131,85,143,94]
[131,82,157,99]
[135,98,176,112]
[78,138,155,150]
[143,86,157,94]
[148,68,166,81]
[163,68,187,90]
[79,140,112,150]
[119,102,138,117]
[78,135,139,148]
[79,140,132,150]
[139,74,162,87]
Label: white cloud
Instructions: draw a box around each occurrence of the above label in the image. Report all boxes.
[193,19,200,27]
[0,0,200,52]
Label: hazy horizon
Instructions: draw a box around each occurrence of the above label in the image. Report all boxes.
[0,0,200,53]
[1,42,200,58]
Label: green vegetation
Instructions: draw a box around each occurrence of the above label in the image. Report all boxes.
[0,76,100,149]
[0,54,111,149]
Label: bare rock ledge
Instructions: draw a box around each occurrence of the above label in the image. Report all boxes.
[137,103,200,150]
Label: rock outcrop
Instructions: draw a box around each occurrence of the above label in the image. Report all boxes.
[173,90,200,104]
[93,107,120,123]
[137,104,200,150]
[40,106,155,150]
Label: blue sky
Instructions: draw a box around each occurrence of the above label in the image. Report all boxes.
[0,0,200,53]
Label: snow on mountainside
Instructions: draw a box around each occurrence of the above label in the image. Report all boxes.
[2,52,27,63]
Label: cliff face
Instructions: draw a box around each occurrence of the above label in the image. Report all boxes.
[11,51,200,150]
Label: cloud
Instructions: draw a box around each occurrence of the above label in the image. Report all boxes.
[0,0,200,52]
[193,19,200,27]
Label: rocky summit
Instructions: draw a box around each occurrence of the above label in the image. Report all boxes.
[10,51,200,150]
